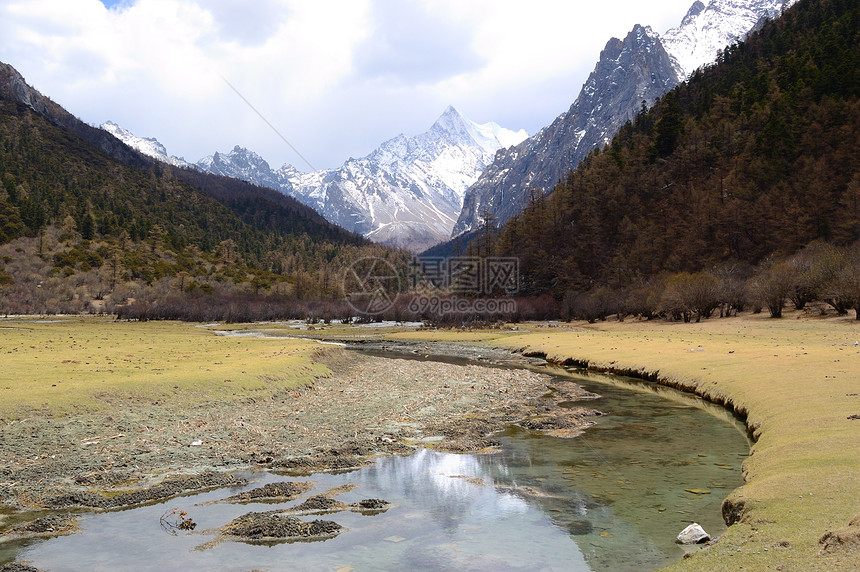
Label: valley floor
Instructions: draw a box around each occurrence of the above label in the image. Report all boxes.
[2,313,858,571]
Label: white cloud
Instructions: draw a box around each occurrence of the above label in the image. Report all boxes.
[352,0,485,84]
[0,0,695,170]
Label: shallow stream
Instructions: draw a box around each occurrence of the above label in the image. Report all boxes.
[3,351,749,571]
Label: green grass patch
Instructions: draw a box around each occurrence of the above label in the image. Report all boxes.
[0,317,329,418]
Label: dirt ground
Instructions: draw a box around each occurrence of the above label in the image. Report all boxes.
[0,345,597,514]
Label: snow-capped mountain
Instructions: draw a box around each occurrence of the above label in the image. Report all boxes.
[99,121,192,168]
[452,24,677,238]
[451,0,795,239]
[103,107,525,252]
[196,146,286,192]
[662,0,794,80]
[278,106,527,251]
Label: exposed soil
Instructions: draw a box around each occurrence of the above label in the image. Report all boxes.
[220,511,343,542]
[4,515,80,546]
[289,495,347,514]
[0,344,596,535]
[0,564,42,572]
[222,481,312,504]
[819,517,860,554]
[209,487,391,545]
[355,498,390,511]
[43,472,243,509]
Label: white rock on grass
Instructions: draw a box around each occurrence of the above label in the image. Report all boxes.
[677,523,710,544]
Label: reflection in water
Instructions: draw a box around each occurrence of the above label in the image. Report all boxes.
[346,449,590,571]
[358,449,529,532]
[7,367,747,572]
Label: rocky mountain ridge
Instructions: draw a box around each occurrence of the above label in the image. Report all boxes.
[102,106,526,252]
[100,121,192,168]
[451,0,796,238]
[278,106,527,251]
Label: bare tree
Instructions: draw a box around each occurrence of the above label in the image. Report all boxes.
[660,272,722,322]
[749,261,795,318]
[827,242,860,319]
[711,263,752,317]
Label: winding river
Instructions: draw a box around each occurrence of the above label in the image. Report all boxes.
[3,349,749,571]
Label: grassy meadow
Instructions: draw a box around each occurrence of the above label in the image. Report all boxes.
[0,317,329,419]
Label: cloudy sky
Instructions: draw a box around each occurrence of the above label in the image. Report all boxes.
[0,0,696,171]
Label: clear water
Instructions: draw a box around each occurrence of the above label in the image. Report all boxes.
[3,362,748,572]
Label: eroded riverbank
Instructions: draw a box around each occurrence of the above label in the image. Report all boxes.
[478,316,860,571]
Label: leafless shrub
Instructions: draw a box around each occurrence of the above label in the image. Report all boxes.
[749,260,795,318]
[659,272,722,322]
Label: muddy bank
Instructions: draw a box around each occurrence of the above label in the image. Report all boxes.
[43,472,243,510]
[0,345,596,521]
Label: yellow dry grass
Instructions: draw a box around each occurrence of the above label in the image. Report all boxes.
[0,317,329,419]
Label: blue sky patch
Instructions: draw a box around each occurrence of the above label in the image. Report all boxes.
[99,0,130,10]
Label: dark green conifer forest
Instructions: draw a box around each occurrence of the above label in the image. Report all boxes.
[492,0,860,320]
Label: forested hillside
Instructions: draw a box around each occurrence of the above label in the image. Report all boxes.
[494,0,860,320]
[0,66,404,315]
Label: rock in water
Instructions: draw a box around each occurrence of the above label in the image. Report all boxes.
[677,523,710,544]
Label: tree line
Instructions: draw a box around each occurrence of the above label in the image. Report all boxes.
[559,240,860,322]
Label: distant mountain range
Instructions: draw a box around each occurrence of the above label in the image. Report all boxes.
[99,0,794,253]
[102,106,526,252]
[452,0,796,238]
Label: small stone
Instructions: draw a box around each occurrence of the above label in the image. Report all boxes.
[677,523,710,544]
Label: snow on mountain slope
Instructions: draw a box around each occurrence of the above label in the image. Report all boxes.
[273,105,527,252]
[452,24,678,238]
[99,121,192,168]
[196,146,286,192]
[661,0,796,79]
